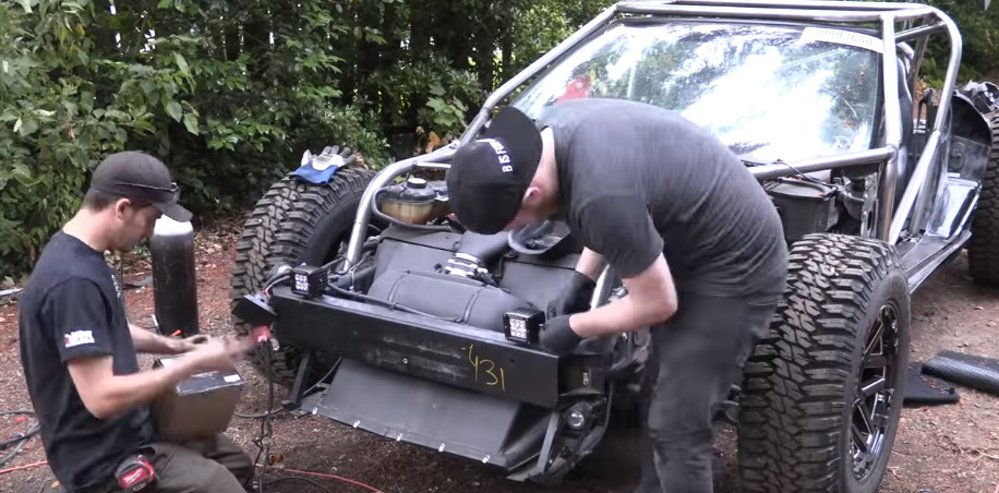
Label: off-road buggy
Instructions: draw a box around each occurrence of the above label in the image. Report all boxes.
[229,1,999,491]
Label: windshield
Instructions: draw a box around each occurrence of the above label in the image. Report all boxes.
[511,22,882,163]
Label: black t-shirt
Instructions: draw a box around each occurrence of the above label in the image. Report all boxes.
[18,231,154,490]
[539,98,788,297]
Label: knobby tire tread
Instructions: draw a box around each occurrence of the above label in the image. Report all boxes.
[968,114,999,284]
[737,233,902,493]
[229,168,375,384]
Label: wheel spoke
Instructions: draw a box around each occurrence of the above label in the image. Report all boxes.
[852,421,870,453]
[856,401,874,434]
[861,377,887,398]
[869,400,888,431]
[864,321,885,357]
[852,303,899,481]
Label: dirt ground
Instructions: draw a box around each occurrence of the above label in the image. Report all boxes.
[1,222,998,493]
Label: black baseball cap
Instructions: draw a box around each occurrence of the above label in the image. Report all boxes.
[447,107,543,234]
[89,151,192,222]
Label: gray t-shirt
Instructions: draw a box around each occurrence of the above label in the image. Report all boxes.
[538,98,787,298]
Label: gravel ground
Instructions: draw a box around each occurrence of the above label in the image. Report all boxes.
[1,222,998,493]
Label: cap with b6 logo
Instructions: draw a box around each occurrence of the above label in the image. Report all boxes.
[446,107,543,234]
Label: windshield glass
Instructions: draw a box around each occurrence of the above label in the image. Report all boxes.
[511,22,882,163]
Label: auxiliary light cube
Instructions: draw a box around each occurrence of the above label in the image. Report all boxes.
[291,264,328,298]
[503,307,544,345]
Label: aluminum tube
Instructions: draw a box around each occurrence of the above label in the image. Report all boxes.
[877,14,901,242]
[657,0,929,11]
[615,3,934,23]
[888,8,960,243]
[747,148,895,180]
[927,9,962,137]
[342,146,457,268]
[896,21,946,43]
[889,130,941,242]
[460,6,619,145]
[907,35,930,92]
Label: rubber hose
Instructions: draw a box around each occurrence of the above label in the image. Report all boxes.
[455,231,511,263]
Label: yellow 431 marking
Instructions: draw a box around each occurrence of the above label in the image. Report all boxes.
[463,344,506,392]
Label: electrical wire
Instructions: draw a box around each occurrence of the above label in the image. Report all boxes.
[0,460,47,476]
[234,407,286,420]
[0,411,40,470]
[252,343,276,493]
[235,359,341,420]
[0,410,35,417]
[0,427,35,469]
[0,422,39,449]
[278,468,384,493]
[263,476,335,493]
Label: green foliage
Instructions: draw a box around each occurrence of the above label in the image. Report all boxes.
[912,1,999,84]
[0,2,136,272]
[10,0,993,279]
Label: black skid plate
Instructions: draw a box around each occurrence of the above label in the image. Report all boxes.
[299,358,551,470]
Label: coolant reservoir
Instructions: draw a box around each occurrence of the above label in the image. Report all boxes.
[150,216,200,337]
[378,177,439,224]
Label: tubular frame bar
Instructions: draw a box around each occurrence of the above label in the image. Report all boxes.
[341,1,962,266]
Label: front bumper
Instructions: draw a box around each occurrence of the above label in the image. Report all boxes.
[268,286,608,409]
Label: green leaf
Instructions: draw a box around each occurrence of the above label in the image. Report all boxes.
[183,113,198,134]
[17,0,34,13]
[426,97,447,113]
[166,101,183,122]
[12,164,31,180]
[158,0,171,8]
[173,52,190,75]
[16,117,37,136]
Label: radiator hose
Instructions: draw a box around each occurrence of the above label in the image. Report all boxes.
[455,232,510,264]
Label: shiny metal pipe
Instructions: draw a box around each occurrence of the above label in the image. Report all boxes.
[889,7,961,243]
[616,3,935,23]
[459,5,619,145]
[342,147,456,268]
[877,14,901,242]
[747,148,895,180]
[657,0,930,11]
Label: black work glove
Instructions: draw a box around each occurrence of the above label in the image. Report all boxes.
[540,315,582,356]
[547,271,596,319]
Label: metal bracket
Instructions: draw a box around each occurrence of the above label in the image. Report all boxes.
[282,350,315,411]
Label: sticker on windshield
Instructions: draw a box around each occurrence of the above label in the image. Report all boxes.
[799,27,883,53]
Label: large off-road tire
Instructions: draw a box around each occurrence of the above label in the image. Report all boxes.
[229,168,376,385]
[968,114,999,284]
[737,234,911,493]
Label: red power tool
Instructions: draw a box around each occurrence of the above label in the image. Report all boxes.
[115,454,156,492]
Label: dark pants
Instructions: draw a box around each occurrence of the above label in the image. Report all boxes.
[633,293,779,493]
[142,434,254,493]
[76,434,253,493]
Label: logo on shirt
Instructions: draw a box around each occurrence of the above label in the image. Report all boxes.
[64,330,96,348]
[480,138,514,173]
[109,273,122,299]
